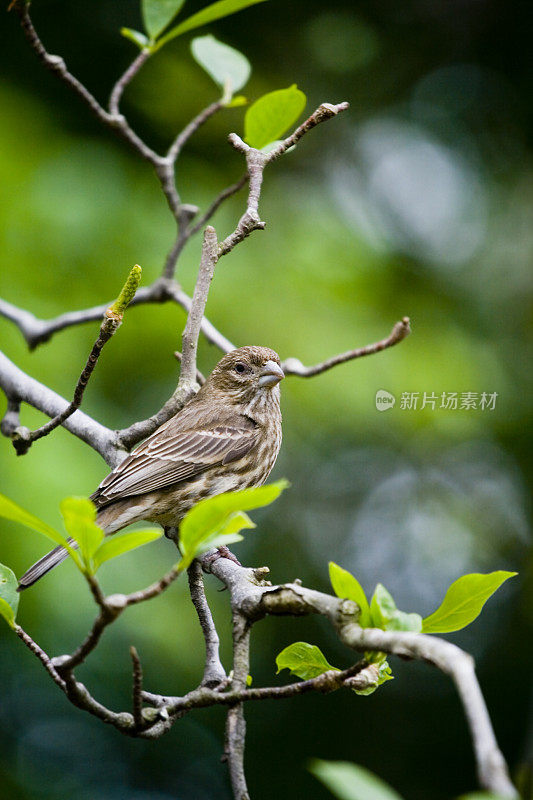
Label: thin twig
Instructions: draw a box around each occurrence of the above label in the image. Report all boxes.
[13,1,109,126]
[187,560,226,687]
[8,267,142,456]
[124,563,182,606]
[0,348,121,466]
[13,316,121,454]
[14,3,160,165]
[188,174,249,239]
[130,646,144,727]
[53,602,119,673]
[109,50,151,116]
[265,102,350,164]
[15,625,67,690]
[179,226,219,387]
[142,660,369,713]
[218,102,349,257]
[167,101,223,164]
[282,317,411,377]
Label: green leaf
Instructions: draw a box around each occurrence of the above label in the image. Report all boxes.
[178,480,288,567]
[422,571,517,634]
[225,95,248,108]
[60,498,103,572]
[191,35,250,97]
[370,584,422,633]
[244,84,306,149]
[276,642,339,681]
[155,0,268,51]
[179,510,255,568]
[185,509,257,567]
[353,660,393,697]
[329,562,371,627]
[93,529,163,570]
[310,760,404,800]
[0,493,69,549]
[142,0,186,39]
[120,28,151,49]
[0,563,19,628]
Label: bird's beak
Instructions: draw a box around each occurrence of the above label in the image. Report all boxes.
[258,360,285,388]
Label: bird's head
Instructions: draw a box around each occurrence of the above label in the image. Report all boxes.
[205,346,284,404]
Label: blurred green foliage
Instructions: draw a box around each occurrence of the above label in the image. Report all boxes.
[0,0,531,798]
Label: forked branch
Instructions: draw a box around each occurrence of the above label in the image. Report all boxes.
[12,555,518,798]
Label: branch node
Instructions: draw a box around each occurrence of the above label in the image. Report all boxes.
[12,425,32,455]
[105,593,128,613]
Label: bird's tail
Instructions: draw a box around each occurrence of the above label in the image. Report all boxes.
[16,501,134,591]
[17,537,77,592]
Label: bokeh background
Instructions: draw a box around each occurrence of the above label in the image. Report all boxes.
[1,0,531,798]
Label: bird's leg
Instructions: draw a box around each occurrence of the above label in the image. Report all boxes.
[164,526,179,542]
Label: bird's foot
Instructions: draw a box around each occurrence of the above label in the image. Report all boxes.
[203,546,242,568]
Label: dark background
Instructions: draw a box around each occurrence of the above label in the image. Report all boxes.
[1,0,532,798]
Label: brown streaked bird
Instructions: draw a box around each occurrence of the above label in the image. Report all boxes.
[18,346,284,590]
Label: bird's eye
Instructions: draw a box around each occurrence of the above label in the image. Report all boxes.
[234,362,247,374]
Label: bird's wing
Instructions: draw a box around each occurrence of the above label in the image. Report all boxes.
[90,422,258,507]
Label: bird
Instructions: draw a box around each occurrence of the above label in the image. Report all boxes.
[17,346,284,590]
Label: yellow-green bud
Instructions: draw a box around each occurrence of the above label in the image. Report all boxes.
[107,265,142,320]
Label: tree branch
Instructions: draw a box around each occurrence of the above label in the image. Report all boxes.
[0,348,121,466]
[11,552,517,798]
[130,646,145,728]
[0,280,233,352]
[14,2,160,164]
[179,226,219,388]
[203,558,517,799]
[2,266,141,457]
[218,102,349,257]
[188,560,227,687]
[224,610,251,800]
[282,317,411,377]
[12,315,121,455]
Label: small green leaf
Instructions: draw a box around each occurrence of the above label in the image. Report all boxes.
[142,0,186,39]
[310,759,404,800]
[422,571,517,634]
[225,95,248,108]
[120,28,151,49]
[155,0,268,51]
[246,674,253,686]
[93,529,163,570]
[329,562,371,627]
[276,642,339,681]
[60,498,103,572]
[0,493,69,549]
[0,563,19,628]
[353,660,393,697]
[179,510,255,568]
[370,584,422,633]
[244,84,306,149]
[179,480,288,567]
[191,35,250,97]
